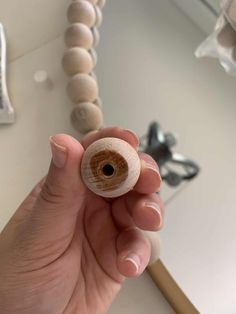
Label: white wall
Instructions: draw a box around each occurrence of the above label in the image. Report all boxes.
[97,1,236,313]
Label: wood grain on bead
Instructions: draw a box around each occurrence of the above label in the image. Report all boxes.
[81,137,141,198]
[67,0,96,27]
[71,102,103,134]
[65,23,93,49]
[62,47,93,76]
[217,22,236,47]
[67,73,98,103]
[34,71,53,90]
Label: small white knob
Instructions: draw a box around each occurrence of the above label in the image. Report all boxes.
[33,71,53,90]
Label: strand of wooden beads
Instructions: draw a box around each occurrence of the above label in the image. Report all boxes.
[62,0,160,263]
[62,0,142,199]
[63,0,105,135]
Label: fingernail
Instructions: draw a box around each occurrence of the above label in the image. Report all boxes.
[143,160,162,190]
[124,253,141,274]
[124,129,140,149]
[50,136,68,169]
[145,202,162,227]
[143,160,159,174]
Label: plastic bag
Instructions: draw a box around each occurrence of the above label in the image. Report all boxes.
[195,0,236,76]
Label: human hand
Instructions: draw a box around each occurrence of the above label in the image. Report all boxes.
[0,127,164,314]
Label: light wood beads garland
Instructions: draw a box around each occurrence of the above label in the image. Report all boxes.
[63,0,105,135]
[62,0,160,263]
[62,0,142,198]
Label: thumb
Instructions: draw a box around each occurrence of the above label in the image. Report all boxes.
[31,134,86,243]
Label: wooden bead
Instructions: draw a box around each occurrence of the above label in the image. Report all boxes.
[89,49,98,67]
[62,47,93,76]
[92,27,100,47]
[65,23,93,49]
[94,5,103,28]
[67,1,96,27]
[81,137,141,198]
[33,71,53,90]
[217,22,236,47]
[97,0,106,9]
[71,102,103,134]
[67,73,98,103]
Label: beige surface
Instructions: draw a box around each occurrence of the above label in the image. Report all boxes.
[0,0,68,62]
[0,2,174,313]
[0,36,76,232]
[109,273,175,314]
[97,1,236,313]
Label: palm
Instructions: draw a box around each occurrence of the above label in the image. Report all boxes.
[10,193,122,314]
[58,193,123,314]
[0,129,163,314]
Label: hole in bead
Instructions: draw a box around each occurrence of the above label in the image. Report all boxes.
[102,164,115,177]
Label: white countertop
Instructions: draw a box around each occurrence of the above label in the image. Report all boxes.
[1,0,236,313]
